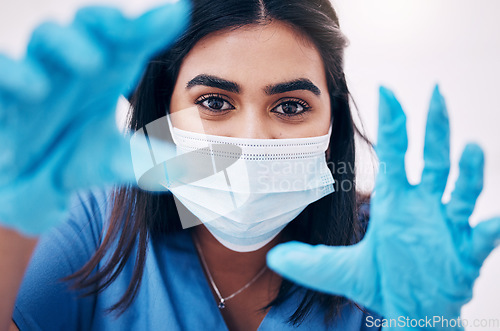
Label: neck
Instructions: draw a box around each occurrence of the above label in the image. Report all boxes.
[191,225,285,326]
[191,225,283,277]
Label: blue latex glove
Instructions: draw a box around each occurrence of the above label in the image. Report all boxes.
[0,1,190,235]
[267,86,500,330]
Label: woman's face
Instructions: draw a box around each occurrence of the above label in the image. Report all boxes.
[170,20,331,138]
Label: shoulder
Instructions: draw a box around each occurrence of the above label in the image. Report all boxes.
[13,187,116,330]
[68,186,114,229]
[46,187,114,255]
[38,186,115,265]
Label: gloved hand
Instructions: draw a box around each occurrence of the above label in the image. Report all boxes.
[267,86,500,330]
[0,1,190,235]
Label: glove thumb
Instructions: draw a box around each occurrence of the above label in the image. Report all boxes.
[471,217,500,265]
[266,241,365,299]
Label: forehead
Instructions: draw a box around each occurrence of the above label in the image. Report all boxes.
[177,21,327,89]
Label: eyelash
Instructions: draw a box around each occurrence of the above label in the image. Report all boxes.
[194,94,312,117]
[271,98,311,118]
[194,93,235,113]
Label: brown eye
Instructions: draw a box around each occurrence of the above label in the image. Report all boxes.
[280,102,303,114]
[272,100,310,116]
[195,95,235,112]
[209,99,222,109]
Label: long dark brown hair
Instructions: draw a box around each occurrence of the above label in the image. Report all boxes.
[65,0,372,326]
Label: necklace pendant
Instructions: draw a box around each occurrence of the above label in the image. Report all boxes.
[218,299,226,309]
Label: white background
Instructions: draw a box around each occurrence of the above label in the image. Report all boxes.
[0,0,498,329]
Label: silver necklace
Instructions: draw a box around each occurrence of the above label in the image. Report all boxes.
[192,233,268,309]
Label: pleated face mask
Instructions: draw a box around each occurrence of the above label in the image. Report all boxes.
[163,115,335,252]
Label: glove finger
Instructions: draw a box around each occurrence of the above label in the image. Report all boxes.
[126,0,190,53]
[54,109,135,190]
[12,17,131,179]
[0,121,74,235]
[267,241,367,301]
[470,217,500,265]
[74,0,190,56]
[0,55,49,104]
[26,22,105,76]
[375,86,409,188]
[57,110,182,190]
[446,143,484,228]
[18,22,105,155]
[420,85,450,195]
[73,1,190,97]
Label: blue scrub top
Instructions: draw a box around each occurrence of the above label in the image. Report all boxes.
[13,189,382,330]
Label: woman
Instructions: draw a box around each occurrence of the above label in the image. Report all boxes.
[0,0,498,330]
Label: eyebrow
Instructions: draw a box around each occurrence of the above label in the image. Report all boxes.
[265,79,321,96]
[186,75,240,93]
[186,74,321,96]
